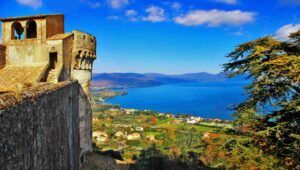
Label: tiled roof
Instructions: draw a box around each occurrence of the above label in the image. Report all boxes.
[47,33,73,40]
[0,64,48,92]
[0,14,63,21]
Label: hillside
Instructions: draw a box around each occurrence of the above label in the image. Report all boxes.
[92,102,230,169]
[92,72,248,88]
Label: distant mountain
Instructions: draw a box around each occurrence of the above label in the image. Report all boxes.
[92,73,162,87]
[92,72,248,88]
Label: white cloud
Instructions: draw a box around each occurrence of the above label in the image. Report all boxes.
[174,9,255,27]
[16,0,42,8]
[171,2,182,10]
[126,9,138,21]
[107,0,129,9]
[143,6,167,23]
[80,0,100,9]
[126,9,137,17]
[275,24,300,41]
[214,0,237,5]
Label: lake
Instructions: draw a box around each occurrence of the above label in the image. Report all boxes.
[106,81,249,120]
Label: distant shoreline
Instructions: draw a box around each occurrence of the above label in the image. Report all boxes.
[92,81,247,121]
[95,100,232,124]
[92,72,249,89]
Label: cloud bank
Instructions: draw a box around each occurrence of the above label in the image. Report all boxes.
[143,6,167,23]
[107,0,129,9]
[275,24,300,40]
[174,9,255,27]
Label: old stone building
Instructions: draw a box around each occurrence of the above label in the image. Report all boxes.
[0,14,97,169]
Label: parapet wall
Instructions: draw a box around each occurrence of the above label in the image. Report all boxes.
[78,87,92,159]
[0,45,5,67]
[0,81,80,170]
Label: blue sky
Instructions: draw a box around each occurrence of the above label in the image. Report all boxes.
[0,0,299,74]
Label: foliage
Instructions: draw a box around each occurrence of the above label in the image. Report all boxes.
[134,144,165,170]
[200,134,281,169]
[127,140,141,147]
[149,115,158,125]
[131,144,201,170]
[91,103,227,166]
[223,30,300,167]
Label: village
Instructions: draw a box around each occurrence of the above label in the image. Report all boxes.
[91,100,232,163]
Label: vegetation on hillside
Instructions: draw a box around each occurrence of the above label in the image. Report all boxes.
[222,30,300,168]
[92,102,228,169]
[91,102,283,169]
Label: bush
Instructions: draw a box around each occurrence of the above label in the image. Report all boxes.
[127,140,141,147]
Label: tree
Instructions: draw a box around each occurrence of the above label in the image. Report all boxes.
[169,145,181,160]
[166,126,176,139]
[223,30,300,167]
[132,144,165,170]
[200,135,280,169]
[149,116,158,125]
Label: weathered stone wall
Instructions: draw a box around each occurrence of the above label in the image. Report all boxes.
[72,69,92,99]
[72,30,96,53]
[0,45,5,67]
[61,35,74,81]
[70,32,95,152]
[5,42,48,65]
[46,15,64,38]
[0,81,80,170]
[78,87,92,161]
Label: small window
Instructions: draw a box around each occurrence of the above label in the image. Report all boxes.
[83,35,86,39]
[11,22,24,40]
[26,20,37,39]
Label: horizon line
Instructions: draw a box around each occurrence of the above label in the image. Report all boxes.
[92,71,228,75]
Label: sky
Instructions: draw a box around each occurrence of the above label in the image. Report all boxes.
[0,0,299,74]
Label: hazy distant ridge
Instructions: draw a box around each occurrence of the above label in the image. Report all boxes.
[92,72,247,88]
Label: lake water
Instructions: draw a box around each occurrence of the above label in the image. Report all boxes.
[106,82,249,120]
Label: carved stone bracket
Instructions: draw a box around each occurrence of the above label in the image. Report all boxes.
[74,50,96,70]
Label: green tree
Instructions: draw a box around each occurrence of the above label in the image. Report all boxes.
[223,30,300,167]
[132,144,165,170]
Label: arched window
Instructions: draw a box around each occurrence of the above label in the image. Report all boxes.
[26,20,37,39]
[11,22,24,40]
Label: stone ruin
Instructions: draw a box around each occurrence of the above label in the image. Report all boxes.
[0,14,97,169]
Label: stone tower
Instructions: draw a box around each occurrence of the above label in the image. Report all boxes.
[0,14,96,98]
[0,14,97,165]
